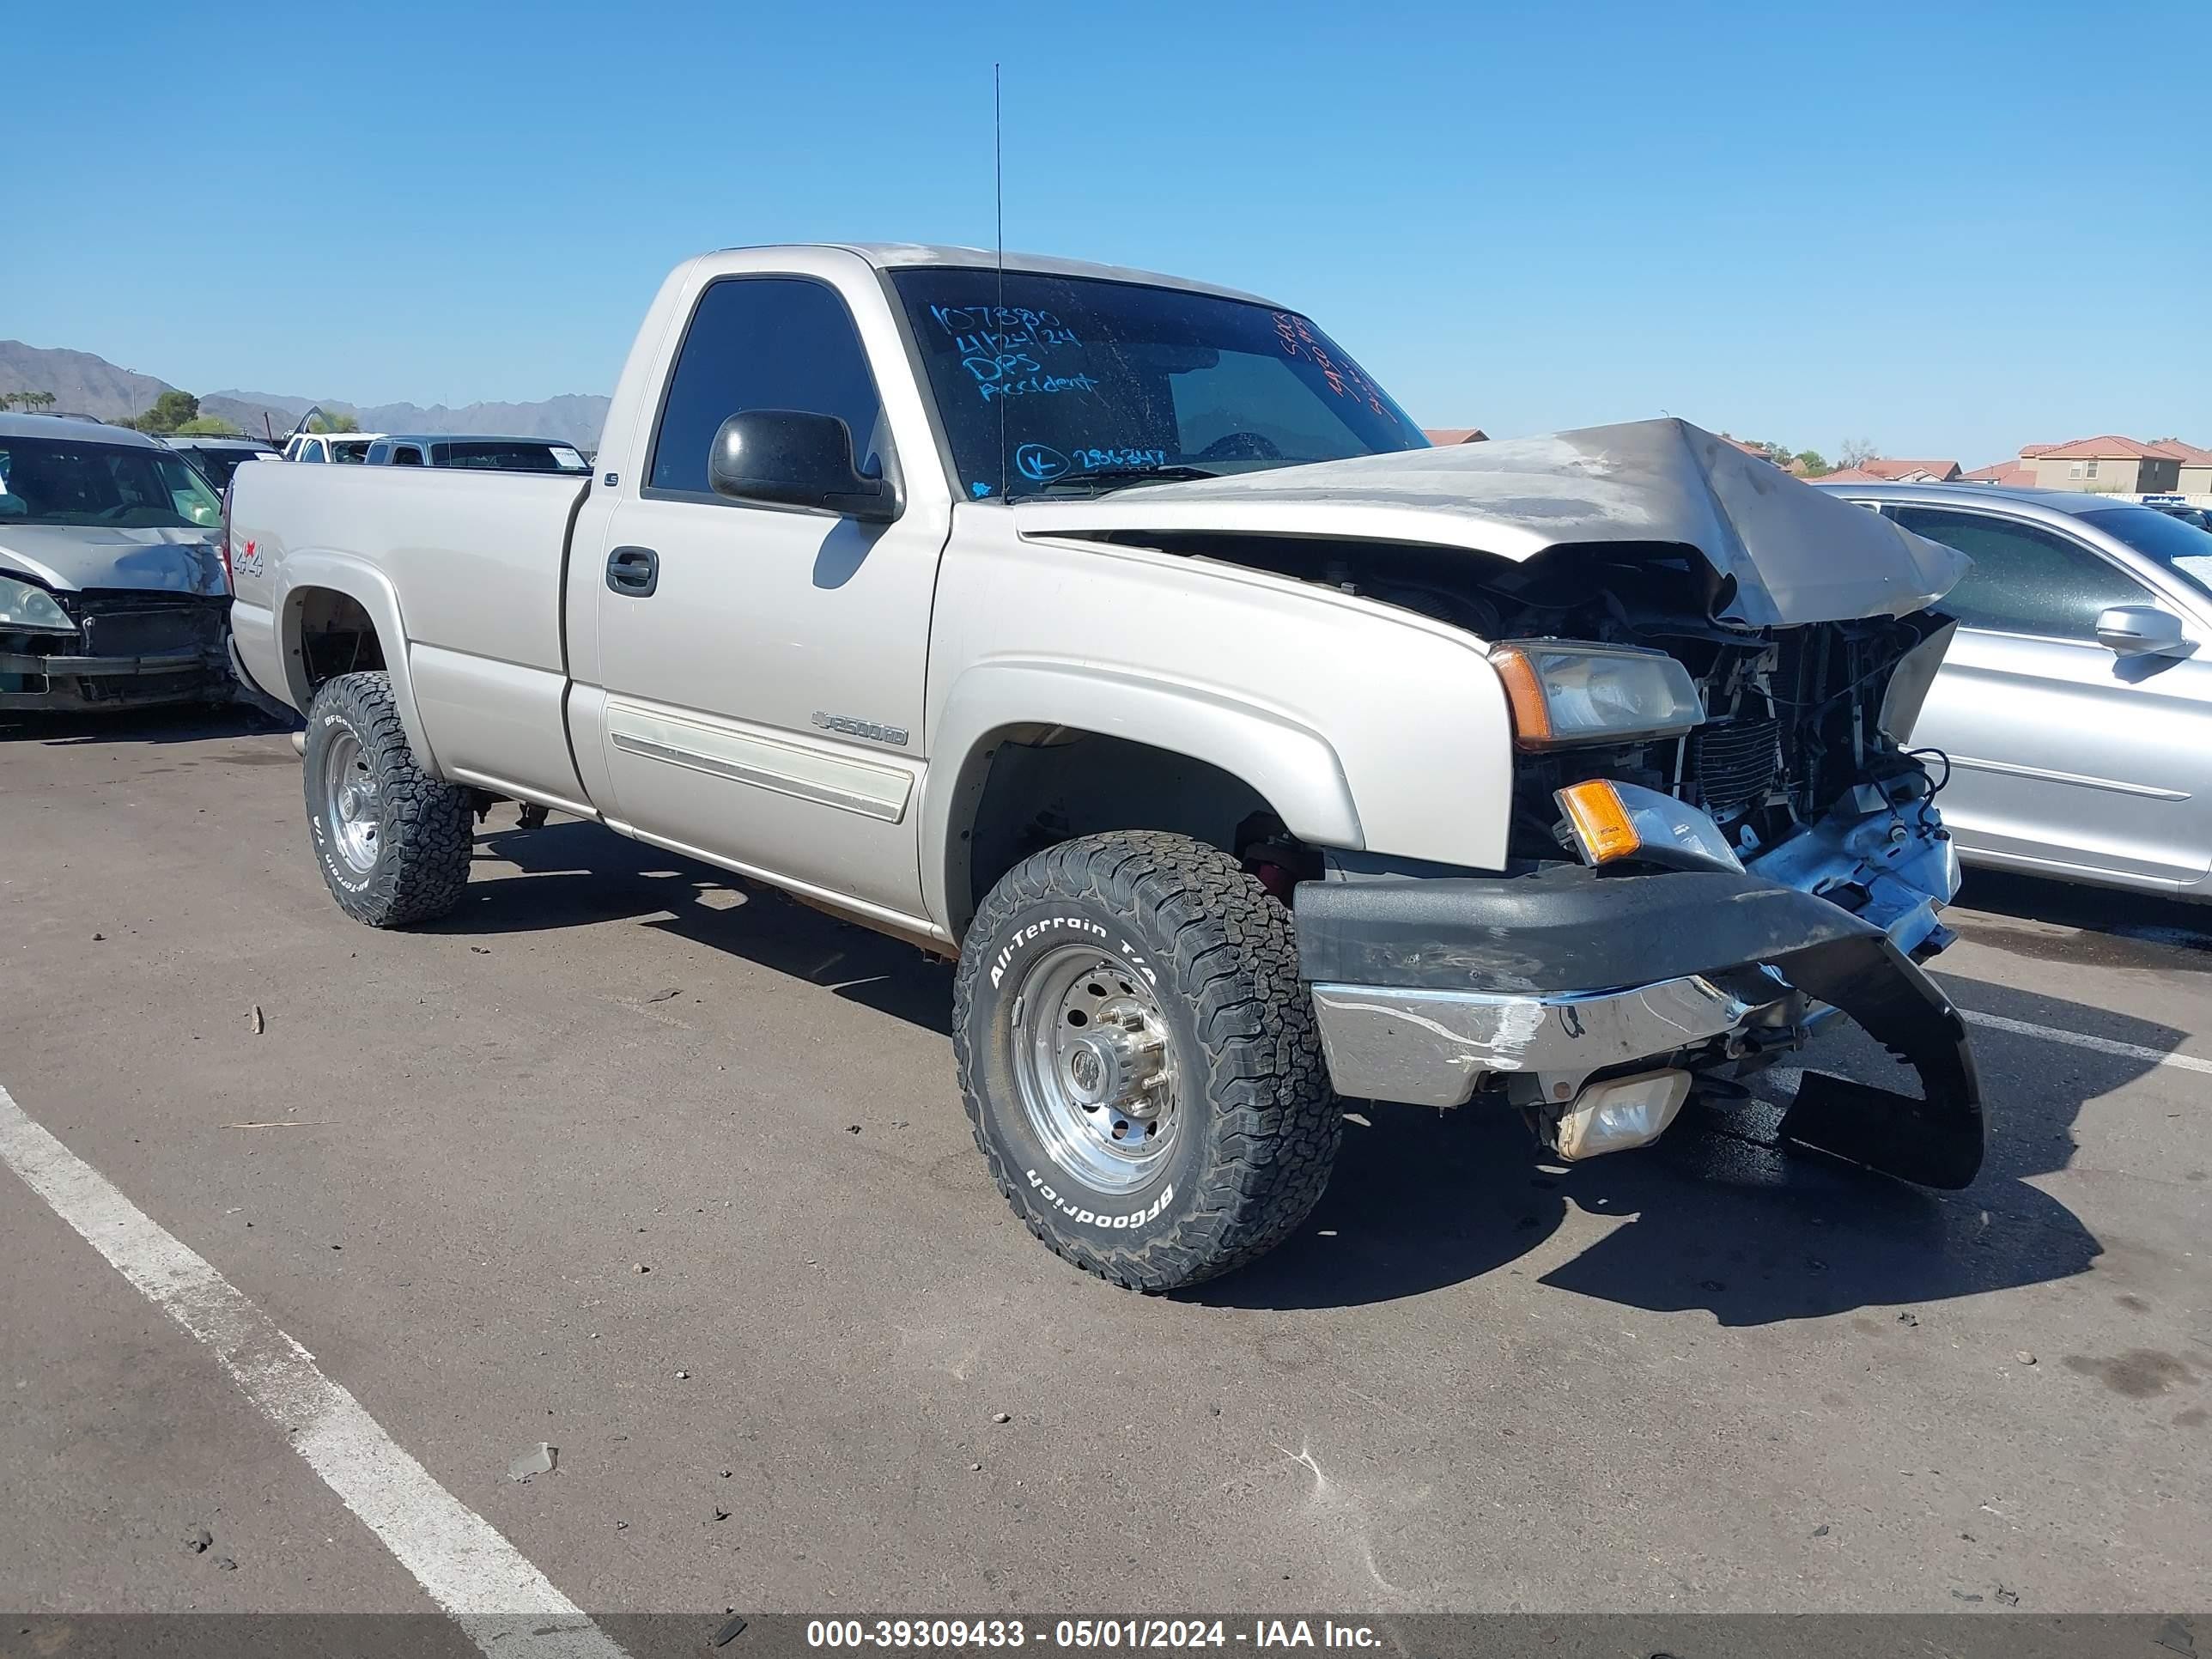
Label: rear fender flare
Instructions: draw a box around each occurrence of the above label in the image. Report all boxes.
[921,659,1363,934]
[276,553,438,772]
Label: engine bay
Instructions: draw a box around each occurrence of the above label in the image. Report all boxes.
[1114,530,1956,871]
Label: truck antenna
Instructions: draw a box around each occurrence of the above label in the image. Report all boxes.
[994,62,1007,502]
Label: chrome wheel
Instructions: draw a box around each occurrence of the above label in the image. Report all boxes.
[1011,945,1179,1195]
[321,727,381,875]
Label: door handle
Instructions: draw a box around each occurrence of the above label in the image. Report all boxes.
[605,545,659,598]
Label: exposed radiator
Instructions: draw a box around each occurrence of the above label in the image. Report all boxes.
[1692,714,1783,818]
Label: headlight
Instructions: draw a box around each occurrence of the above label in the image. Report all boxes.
[0,575,76,634]
[1488,639,1705,748]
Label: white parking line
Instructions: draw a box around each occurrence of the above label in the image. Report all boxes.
[1960,1008,2212,1076]
[0,1084,628,1659]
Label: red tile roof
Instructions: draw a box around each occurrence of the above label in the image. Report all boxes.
[1858,458,1962,482]
[2031,434,2168,460]
[1423,428,1489,445]
[1816,466,1886,484]
[2146,438,2212,464]
[1961,460,2037,486]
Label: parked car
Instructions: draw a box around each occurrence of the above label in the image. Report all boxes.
[0,413,233,711]
[283,431,382,464]
[2139,496,2211,532]
[362,434,591,473]
[228,243,1983,1288]
[1819,482,2212,900]
[163,434,283,490]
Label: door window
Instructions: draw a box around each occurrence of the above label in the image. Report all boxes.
[295,440,325,463]
[1891,507,2152,640]
[647,276,888,497]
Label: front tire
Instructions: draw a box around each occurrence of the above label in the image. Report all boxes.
[952,831,1340,1291]
[302,672,471,927]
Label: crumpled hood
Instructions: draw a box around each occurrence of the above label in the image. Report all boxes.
[1012,417,1970,627]
[0,524,226,596]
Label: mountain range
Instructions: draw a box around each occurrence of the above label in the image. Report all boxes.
[0,341,610,447]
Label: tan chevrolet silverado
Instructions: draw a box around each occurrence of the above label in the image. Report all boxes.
[227,243,1983,1290]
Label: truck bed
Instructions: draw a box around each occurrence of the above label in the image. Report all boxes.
[228,463,593,805]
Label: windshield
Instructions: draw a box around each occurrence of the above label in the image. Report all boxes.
[2075,503,2212,599]
[0,437,222,530]
[436,440,590,473]
[888,269,1425,501]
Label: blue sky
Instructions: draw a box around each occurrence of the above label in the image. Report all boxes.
[11,1,2206,465]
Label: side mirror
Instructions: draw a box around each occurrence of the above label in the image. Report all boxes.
[2094,604,2190,659]
[707,410,897,523]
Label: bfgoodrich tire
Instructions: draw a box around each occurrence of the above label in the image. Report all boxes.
[302,672,471,927]
[952,831,1340,1291]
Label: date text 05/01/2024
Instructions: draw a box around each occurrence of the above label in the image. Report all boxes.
[804,1620,1382,1650]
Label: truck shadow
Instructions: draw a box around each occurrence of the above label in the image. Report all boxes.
[0,704,288,746]
[454,816,2137,1328]
[1192,975,2148,1324]
[446,816,955,1033]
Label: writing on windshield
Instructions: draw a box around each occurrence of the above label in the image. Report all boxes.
[926,302,1099,405]
[892,268,1423,500]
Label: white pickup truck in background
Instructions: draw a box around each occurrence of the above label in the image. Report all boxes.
[227,242,1984,1290]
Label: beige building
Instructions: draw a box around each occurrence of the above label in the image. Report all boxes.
[2153,440,2212,494]
[2024,436,2182,494]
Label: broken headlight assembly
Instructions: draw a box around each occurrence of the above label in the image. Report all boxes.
[1489,639,1705,748]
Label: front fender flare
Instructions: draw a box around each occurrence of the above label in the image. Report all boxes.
[921,658,1363,935]
[275,552,439,772]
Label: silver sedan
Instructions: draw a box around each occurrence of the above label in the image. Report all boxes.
[1821,482,2212,901]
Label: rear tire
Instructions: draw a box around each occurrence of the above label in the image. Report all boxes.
[302,672,471,927]
[952,831,1340,1291]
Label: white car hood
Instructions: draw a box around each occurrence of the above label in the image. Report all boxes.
[0,523,226,596]
[1012,417,1969,627]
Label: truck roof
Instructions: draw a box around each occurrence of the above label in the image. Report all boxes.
[162,434,281,451]
[372,433,577,447]
[764,243,1281,310]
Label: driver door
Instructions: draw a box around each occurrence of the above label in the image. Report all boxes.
[587,274,946,923]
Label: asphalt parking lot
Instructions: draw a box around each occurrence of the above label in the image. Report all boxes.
[2,707,2206,1628]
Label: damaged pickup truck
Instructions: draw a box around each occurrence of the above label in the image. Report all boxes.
[226,243,1981,1290]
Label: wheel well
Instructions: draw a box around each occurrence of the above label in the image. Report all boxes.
[951,728,1308,935]
[291,587,386,691]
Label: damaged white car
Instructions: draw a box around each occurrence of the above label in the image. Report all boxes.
[225,244,1982,1290]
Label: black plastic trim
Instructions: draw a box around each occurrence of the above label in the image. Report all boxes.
[1295,860,1880,995]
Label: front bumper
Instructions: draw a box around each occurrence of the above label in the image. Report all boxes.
[1297,793,1984,1188]
[0,594,231,712]
[0,647,230,710]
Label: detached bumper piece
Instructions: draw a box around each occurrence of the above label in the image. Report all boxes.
[0,592,230,712]
[1297,860,1984,1189]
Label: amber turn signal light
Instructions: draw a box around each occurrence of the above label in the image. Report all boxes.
[1487,645,1553,746]
[1556,780,1642,865]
